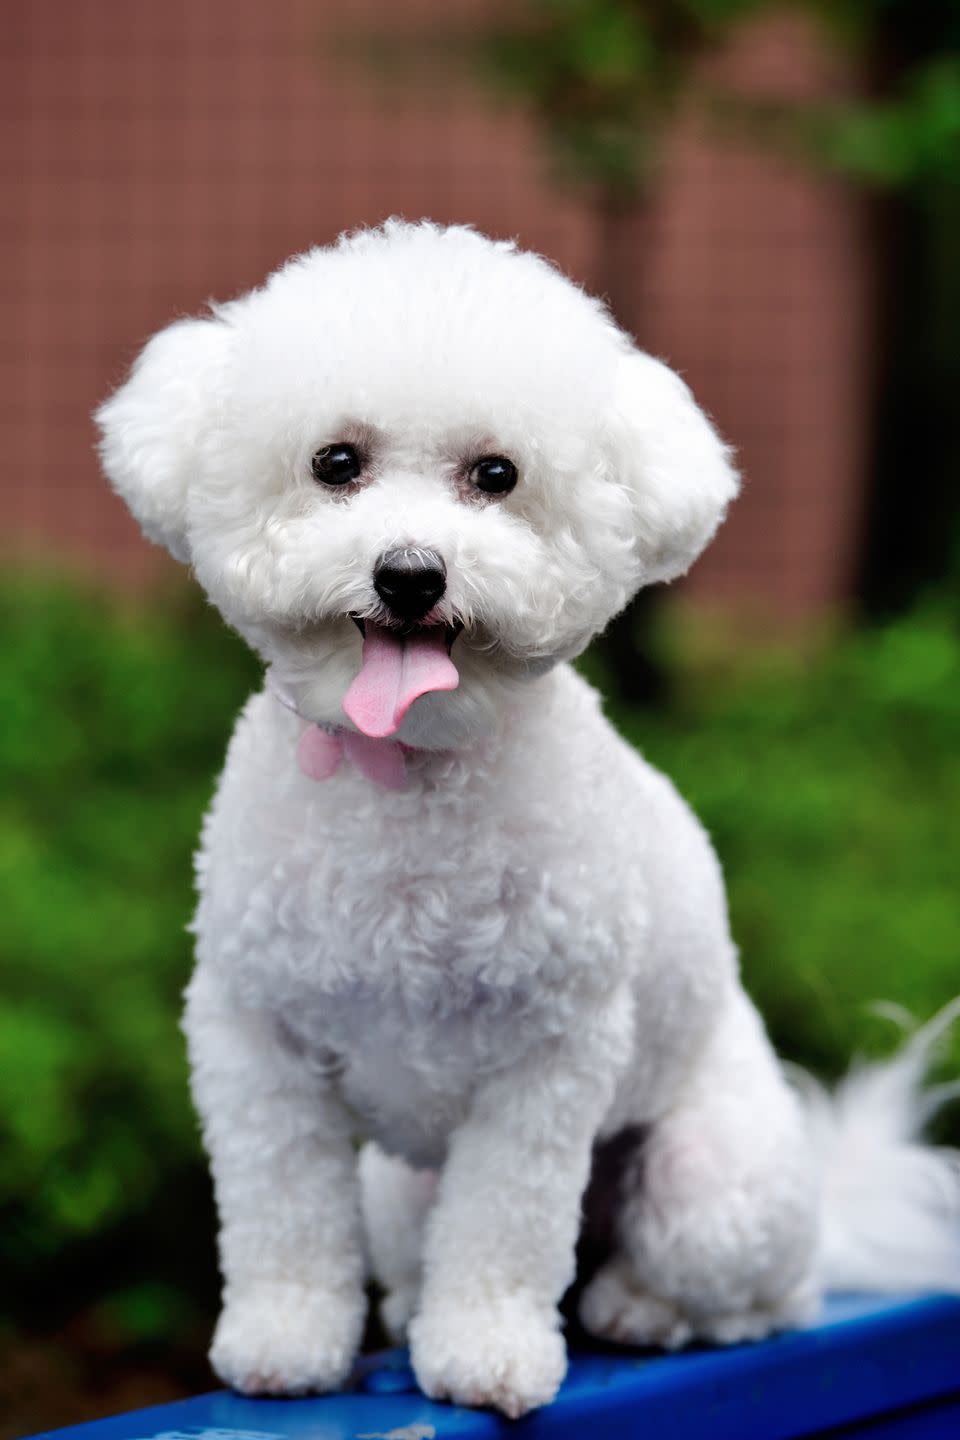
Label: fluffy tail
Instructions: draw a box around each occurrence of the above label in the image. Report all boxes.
[796,998,960,1294]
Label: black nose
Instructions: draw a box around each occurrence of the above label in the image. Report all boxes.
[373,547,446,623]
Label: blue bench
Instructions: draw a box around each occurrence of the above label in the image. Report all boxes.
[26,1294,960,1440]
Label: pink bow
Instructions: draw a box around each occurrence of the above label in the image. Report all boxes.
[297,724,409,791]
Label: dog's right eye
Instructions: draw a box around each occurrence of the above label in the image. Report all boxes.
[469,455,518,496]
[311,444,362,486]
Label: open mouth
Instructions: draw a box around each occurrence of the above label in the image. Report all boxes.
[350,614,463,653]
[343,617,462,739]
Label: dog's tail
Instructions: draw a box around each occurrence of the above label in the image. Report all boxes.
[793,998,960,1294]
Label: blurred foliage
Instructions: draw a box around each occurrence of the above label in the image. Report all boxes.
[346,2,960,198]
[0,575,258,1333]
[1,572,957,1347]
[476,0,766,195]
[468,0,960,196]
[714,2,960,188]
[592,596,960,1078]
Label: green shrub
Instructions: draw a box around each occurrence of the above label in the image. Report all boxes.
[0,575,258,1323]
[0,572,957,1336]
[598,600,960,1076]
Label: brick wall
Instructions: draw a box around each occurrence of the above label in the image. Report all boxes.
[1,0,870,618]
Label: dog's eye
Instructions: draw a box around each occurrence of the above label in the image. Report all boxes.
[311,444,362,486]
[469,455,518,496]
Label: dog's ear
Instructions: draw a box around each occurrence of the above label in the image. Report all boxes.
[95,313,232,563]
[606,348,739,587]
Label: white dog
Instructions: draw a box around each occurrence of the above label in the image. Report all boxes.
[96,221,959,1418]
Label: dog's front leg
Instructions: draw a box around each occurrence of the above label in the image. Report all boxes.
[409,1007,628,1417]
[184,964,366,1396]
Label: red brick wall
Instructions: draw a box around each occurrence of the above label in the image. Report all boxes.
[651,13,873,620]
[2,1,869,618]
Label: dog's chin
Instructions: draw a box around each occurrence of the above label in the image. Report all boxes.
[393,638,571,749]
[259,615,562,752]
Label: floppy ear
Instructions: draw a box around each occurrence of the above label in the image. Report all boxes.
[607,348,739,586]
[95,314,232,563]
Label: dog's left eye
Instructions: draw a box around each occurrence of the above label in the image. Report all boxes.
[311,444,362,486]
[469,455,518,495]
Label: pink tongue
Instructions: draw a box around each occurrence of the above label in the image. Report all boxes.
[343,623,459,739]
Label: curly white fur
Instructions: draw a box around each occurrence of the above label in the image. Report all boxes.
[96,221,960,1418]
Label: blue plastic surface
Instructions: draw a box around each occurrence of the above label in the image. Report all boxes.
[24,1293,960,1440]
[823,1396,960,1439]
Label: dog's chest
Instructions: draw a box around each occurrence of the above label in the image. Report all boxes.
[198,684,646,1157]
[217,775,607,1156]
[225,742,598,992]
[254,812,580,1041]
[278,963,557,1164]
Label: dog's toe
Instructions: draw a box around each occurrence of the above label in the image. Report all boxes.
[579,1262,692,1349]
[410,1294,566,1416]
[210,1283,364,1396]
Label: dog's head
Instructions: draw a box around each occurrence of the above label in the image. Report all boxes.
[96,221,737,748]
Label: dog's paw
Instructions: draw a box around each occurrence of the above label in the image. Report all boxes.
[580,1261,817,1351]
[579,1263,692,1349]
[691,1275,817,1346]
[210,1284,364,1396]
[409,1295,566,1418]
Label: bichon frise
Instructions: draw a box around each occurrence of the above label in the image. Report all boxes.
[96,221,959,1417]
